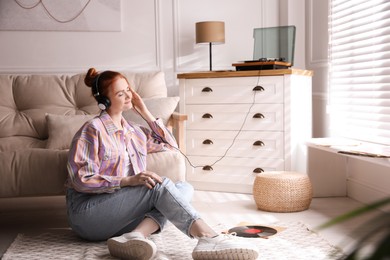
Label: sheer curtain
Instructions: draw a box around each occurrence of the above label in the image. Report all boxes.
[329,0,390,145]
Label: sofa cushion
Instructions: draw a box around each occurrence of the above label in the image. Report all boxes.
[146,151,186,182]
[0,74,98,140]
[0,71,167,140]
[46,113,96,150]
[0,136,46,152]
[0,149,69,197]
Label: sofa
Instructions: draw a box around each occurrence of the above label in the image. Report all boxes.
[0,71,187,198]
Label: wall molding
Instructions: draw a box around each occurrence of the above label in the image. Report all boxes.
[261,0,267,27]
[154,0,163,71]
[307,0,328,68]
[172,0,180,72]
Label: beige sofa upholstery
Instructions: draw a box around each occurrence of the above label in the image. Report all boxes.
[0,71,186,198]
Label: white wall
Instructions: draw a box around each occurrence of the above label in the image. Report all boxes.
[0,0,307,96]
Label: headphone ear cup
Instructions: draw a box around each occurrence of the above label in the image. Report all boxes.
[97,96,111,110]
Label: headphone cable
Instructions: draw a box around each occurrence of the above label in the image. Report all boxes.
[133,69,263,169]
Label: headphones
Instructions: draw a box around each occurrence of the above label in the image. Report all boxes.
[93,73,111,110]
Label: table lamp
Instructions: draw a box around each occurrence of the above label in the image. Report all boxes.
[195,21,225,71]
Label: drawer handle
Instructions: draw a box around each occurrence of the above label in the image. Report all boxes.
[202,113,213,119]
[203,139,214,145]
[253,113,265,119]
[202,87,213,92]
[253,168,264,173]
[202,165,213,171]
[253,140,265,146]
[253,86,265,92]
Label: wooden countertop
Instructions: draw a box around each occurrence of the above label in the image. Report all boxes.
[177,69,313,79]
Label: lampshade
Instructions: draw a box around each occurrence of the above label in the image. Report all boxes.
[196,21,225,44]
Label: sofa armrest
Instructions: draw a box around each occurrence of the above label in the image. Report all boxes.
[167,112,187,153]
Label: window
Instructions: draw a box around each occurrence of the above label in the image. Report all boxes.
[329,0,390,145]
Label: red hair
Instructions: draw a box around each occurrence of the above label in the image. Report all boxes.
[84,68,128,98]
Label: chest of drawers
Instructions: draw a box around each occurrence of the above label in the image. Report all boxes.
[178,70,312,193]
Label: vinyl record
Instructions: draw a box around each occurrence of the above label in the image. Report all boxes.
[228,225,277,238]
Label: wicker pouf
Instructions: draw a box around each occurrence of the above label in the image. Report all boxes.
[253,171,313,212]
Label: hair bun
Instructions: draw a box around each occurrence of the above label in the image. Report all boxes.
[84,68,99,88]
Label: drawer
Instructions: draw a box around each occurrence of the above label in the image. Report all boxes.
[183,76,283,104]
[186,104,283,131]
[186,156,284,184]
[186,130,284,158]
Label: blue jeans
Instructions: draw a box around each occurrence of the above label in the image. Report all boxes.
[66,178,200,241]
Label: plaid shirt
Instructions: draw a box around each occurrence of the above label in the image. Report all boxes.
[67,111,177,193]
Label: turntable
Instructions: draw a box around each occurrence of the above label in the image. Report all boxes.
[233,26,295,71]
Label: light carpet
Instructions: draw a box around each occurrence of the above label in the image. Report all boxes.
[2,222,343,260]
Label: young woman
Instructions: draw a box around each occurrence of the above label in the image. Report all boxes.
[66,68,259,260]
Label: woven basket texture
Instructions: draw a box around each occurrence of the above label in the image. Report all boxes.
[253,171,313,212]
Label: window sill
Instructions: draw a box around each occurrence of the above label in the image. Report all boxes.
[307,138,390,168]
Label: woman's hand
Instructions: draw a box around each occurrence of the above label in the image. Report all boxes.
[129,88,147,113]
[120,171,163,189]
[130,88,156,122]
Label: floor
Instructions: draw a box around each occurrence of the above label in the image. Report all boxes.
[0,190,382,258]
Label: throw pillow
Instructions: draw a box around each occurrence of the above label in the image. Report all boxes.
[146,151,186,182]
[46,113,96,150]
[123,97,179,128]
